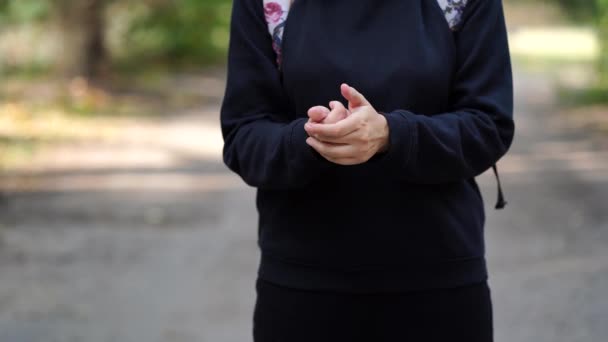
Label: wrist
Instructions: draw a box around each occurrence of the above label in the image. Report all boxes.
[376,111,390,153]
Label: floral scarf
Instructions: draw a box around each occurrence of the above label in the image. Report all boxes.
[263,0,469,68]
[263,0,294,68]
[436,0,469,30]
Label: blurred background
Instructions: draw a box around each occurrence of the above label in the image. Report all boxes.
[0,0,606,341]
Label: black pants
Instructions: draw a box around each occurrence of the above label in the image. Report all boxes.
[253,277,493,342]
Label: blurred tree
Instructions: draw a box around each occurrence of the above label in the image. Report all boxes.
[55,0,109,79]
[0,0,109,79]
[0,0,232,76]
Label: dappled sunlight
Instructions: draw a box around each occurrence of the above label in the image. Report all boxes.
[510,26,599,62]
[0,99,225,171]
[0,102,123,141]
[1,105,228,194]
[0,171,243,193]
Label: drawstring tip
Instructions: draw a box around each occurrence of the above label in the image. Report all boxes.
[495,198,507,210]
[492,164,507,210]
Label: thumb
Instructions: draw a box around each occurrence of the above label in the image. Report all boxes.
[340,83,370,110]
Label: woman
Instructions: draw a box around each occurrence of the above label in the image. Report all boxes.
[220,0,514,340]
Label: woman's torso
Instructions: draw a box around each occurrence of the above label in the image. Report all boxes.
[256,0,488,293]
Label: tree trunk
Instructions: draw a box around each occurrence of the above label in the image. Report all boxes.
[56,0,107,80]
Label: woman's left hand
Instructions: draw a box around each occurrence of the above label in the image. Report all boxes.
[304,83,390,165]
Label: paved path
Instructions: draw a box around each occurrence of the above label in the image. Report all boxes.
[0,67,607,342]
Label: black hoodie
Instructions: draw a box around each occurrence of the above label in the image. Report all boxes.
[220,0,514,293]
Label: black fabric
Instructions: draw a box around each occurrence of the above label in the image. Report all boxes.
[221,0,514,292]
[253,277,494,342]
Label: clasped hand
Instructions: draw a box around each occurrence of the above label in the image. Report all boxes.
[304,83,390,165]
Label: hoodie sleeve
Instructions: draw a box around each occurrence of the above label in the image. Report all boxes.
[220,0,331,190]
[377,0,515,183]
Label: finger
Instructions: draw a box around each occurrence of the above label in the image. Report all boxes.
[315,148,364,165]
[329,100,345,113]
[324,101,349,124]
[341,83,370,109]
[304,114,359,139]
[307,106,330,123]
[313,127,359,144]
[306,137,357,159]
[329,100,346,111]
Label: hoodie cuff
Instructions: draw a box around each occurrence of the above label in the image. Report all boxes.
[371,110,416,174]
[289,118,332,170]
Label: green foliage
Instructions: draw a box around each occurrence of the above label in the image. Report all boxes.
[550,0,597,21]
[598,3,608,86]
[0,0,51,24]
[121,0,232,67]
[0,0,233,71]
[559,85,608,106]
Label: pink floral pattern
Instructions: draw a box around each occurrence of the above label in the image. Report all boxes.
[263,0,293,68]
[264,2,283,23]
